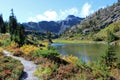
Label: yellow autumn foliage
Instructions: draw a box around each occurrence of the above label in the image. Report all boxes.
[62,55,78,64]
[6,42,19,52]
[0,47,3,52]
[20,45,39,54]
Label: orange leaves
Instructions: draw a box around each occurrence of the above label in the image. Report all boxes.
[5,70,11,75]
[6,42,19,52]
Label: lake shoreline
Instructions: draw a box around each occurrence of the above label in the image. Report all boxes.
[53,39,120,46]
[53,39,106,44]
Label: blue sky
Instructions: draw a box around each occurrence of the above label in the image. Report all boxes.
[0,0,117,23]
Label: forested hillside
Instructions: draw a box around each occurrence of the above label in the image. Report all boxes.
[61,2,120,41]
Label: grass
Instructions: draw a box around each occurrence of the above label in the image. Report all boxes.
[95,20,120,38]
[33,53,120,80]
[2,39,119,80]
[0,52,23,80]
[0,33,120,79]
[53,39,105,44]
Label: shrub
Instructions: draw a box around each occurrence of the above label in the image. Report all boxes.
[53,64,80,80]
[62,55,78,65]
[13,49,24,56]
[34,47,59,58]
[0,47,3,52]
[5,42,19,52]
[107,30,118,43]
[20,45,39,55]
[0,54,23,80]
[93,37,103,41]
[34,62,57,79]
[102,45,118,69]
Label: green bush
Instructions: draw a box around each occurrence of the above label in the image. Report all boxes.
[102,44,118,69]
[93,37,103,41]
[34,47,59,58]
[107,30,118,43]
[0,54,23,80]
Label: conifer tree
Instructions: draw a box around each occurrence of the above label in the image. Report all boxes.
[0,14,6,33]
[107,30,116,43]
[9,9,26,46]
[102,30,117,69]
[4,22,9,33]
[46,31,52,43]
[9,9,17,40]
[17,24,26,46]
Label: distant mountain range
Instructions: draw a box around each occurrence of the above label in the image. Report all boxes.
[22,15,84,34]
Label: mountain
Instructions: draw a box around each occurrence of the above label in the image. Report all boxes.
[23,15,84,34]
[95,20,120,38]
[62,2,120,40]
[58,15,84,33]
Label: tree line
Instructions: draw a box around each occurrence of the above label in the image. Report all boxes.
[0,9,26,46]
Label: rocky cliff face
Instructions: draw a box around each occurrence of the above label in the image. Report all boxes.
[65,2,120,35]
[23,15,84,34]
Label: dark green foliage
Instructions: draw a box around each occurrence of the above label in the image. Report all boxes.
[34,47,59,58]
[9,10,17,41]
[14,24,26,46]
[9,10,17,36]
[0,14,6,33]
[46,31,53,43]
[61,2,120,40]
[0,53,23,80]
[9,9,26,46]
[19,25,26,45]
[93,37,103,41]
[102,44,117,69]
[117,63,120,69]
[4,22,9,33]
[107,30,118,43]
[102,30,118,69]
[113,24,119,32]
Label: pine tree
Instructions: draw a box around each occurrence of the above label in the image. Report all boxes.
[46,31,52,43]
[9,9,26,46]
[4,22,9,33]
[107,30,116,43]
[9,9,17,40]
[0,14,6,33]
[102,30,118,69]
[102,45,117,68]
[18,24,26,46]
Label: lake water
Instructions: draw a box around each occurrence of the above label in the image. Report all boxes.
[51,43,120,62]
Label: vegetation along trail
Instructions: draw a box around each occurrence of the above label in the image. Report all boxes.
[3,50,38,80]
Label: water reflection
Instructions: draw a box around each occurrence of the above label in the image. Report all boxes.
[51,43,120,62]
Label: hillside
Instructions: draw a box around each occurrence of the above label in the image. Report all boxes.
[62,2,120,40]
[23,15,84,34]
[95,20,120,39]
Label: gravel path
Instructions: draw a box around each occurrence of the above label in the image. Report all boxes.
[3,50,38,80]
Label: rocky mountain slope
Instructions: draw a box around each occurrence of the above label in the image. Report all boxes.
[62,2,120,40]
[23,15,84,34]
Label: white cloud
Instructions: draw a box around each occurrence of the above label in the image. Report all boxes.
[80,3,94,17]
[27,10,57,22]
[27,8,79,22]
[59,8,78,19]
[60,8,78,15]
[27,17,38,22]
[27,5,95,22]
[36,10,57,21]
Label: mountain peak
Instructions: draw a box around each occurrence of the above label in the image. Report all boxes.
[66,15,78,20]
[23,15,84,34]
[65,15,84,21]
[67,15,76,18]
